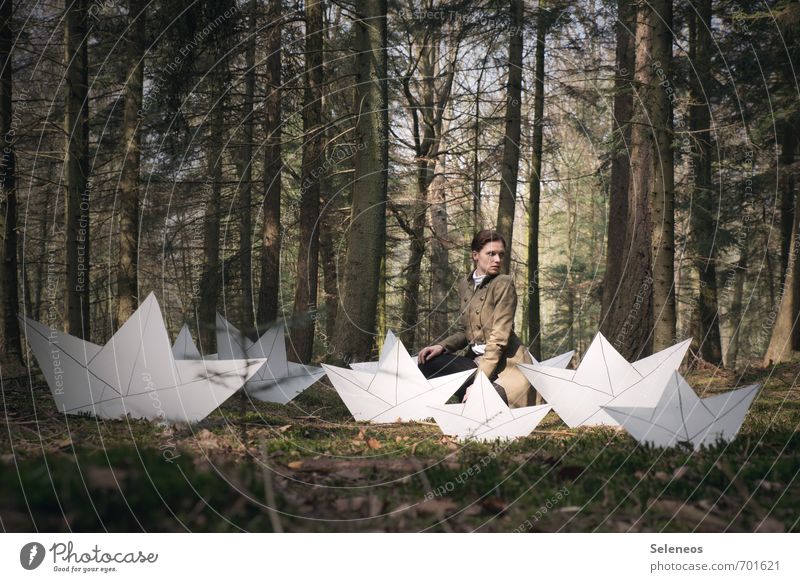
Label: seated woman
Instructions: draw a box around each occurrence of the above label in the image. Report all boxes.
[417,229,534,407]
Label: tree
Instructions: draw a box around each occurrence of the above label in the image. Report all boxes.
[526,3,549,361]
[197,2,233,353]
[648,0,676,353]
[689,0,722,364]
[496,0,523,272]
[290,0,325,363]
[64,0,90,339]
[238,0,257,331]
[0,0,21,361]
[257,0,283,329]
[333,0,388,362]
[116,0,146,325]
[600,0,635,341]
[396,7,457,347]
[602,0,670,359]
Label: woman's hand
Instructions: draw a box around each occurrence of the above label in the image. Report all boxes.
[417,344,444,363]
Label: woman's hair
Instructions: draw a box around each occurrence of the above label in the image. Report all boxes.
[471,229,507,253]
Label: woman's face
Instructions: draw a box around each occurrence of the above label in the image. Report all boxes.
[472,240,505,276]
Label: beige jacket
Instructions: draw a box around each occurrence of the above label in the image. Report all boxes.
[438,273,534,408]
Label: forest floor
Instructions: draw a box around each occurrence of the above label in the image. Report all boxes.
[1,361,798,533]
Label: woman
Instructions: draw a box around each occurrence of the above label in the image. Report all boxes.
[417,229,534,407]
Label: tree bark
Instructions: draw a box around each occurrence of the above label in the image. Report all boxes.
[726,250,747,369]
[289,0,324,363]
[526,8,547,361]
[689,0,722,364]
[257,0,282,329]
[601,0,635,334]
[779,128,796,282]
[649,0,676,352]
[429,152,450,342]
[239,0,256,331]
[0,0,21,360]
[333,0,387,363]
[602,0,662,359]
[64,0,90,339]
[197,23,228,353]
[763,187,800,365]
[116,0,145,325]
[495,0,524,272]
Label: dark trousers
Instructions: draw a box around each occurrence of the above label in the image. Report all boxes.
[418,353,507,404]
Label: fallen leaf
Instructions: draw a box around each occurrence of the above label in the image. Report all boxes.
[367,438,381,450]
[287,460,304,470]
[278,425,292,433]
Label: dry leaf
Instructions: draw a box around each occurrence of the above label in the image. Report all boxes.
[287,460,304,470]
[367,437,381,450]
[278,425,292,433]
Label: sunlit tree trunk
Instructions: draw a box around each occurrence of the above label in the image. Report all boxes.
[333,0,387,362]
[496,0,523,272]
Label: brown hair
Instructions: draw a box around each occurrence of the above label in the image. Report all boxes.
[471,229,506,253]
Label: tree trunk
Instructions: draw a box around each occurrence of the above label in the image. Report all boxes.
[526,9,547,361]
[0,0,21,361]
[649,0,676,352]
[726,250,747,369]
[601,0,635,333]
[398,24,456,348]
[116,0,145,325]
[429,153,450,341]
[779,129,796,281]
[289,0,324,363]
[778,129,799,350]
[689,0,722,364]
[64,0,90,339]
[496,0,523,272]
[602,0,662,359]
[239,0,256,331]
[333,0,387,363]
[764,151,800,364]
[197,33,228,353]
[257,0,282,329]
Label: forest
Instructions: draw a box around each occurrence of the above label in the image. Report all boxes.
[0,0,799,533]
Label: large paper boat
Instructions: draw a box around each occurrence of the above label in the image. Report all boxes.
[322,334,475,423]
[20,294,265,423]
[216,314,324,403]
[602,371,760,449]
[428,371,552,441]
[519,332,692,427]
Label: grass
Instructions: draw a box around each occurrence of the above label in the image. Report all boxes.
[1,362,798,532]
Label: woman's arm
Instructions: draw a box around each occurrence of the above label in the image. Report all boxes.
[438,321,468,354]
[478,276,516,379]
